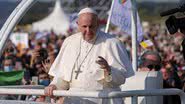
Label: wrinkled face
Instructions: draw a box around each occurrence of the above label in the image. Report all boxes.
[143,54,161,71]
[144,54,160,63]
[77,13,99,41]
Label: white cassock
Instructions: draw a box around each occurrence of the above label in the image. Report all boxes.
[49,30,135,104]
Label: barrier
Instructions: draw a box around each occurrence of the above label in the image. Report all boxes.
[0,85,44,89]
[121,71,163,104]
[0,88,184,104]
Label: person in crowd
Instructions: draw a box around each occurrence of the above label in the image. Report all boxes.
[2,56,14,72]
[56,36,66,54]
[138,50,162,71]
[34,71,51,102]
[30,44,48,76]
[44,7,134,104]
[161,62,182,104]
[38,71,50,86]
[28,73,49,102]
[2,43,17,68]
[162,63,182,89]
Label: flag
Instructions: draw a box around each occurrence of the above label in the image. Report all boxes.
[110,0,143,41]
[0,70,24,85]
[140,39,154,49]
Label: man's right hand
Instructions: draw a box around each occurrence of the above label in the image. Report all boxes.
[44,84,57,97]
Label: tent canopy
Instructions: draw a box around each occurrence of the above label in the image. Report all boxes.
[32,0,69,35]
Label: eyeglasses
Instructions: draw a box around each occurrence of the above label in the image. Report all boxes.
[147,64,161,71]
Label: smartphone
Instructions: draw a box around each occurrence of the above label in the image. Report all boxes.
[32,76,38,85]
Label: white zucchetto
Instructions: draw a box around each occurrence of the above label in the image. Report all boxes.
[78,7,97,16]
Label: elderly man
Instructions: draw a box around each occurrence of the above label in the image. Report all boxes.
[44,7,134,104]
[138,51,162,71]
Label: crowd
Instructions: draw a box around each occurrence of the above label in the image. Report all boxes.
[0,22,185,103]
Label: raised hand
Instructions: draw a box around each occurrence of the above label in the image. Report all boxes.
[96,56,111,75]
[42,58,52,73]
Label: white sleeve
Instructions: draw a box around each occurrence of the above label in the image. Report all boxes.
[99,67,126,87]
[100,38,134,87]
[48,38,68,77]
[50,77,69,90]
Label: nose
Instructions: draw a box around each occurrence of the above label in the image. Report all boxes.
[86,27,90,33]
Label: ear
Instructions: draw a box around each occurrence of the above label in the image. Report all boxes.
[76,18,80,25]
[76,21,80,32]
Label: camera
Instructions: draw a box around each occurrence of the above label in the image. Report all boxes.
[160,3,185,34]
[165,16,185,34]
[161,1,185,60]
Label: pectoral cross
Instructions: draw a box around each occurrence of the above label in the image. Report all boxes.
[75,68,82,79]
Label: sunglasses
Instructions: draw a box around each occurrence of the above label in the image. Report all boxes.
[147,64,161,71]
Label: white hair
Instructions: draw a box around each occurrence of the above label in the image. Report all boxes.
[78,7,97,16]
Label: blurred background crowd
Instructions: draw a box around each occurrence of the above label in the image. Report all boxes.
[0,0,185,103]
[1,22,185,91]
